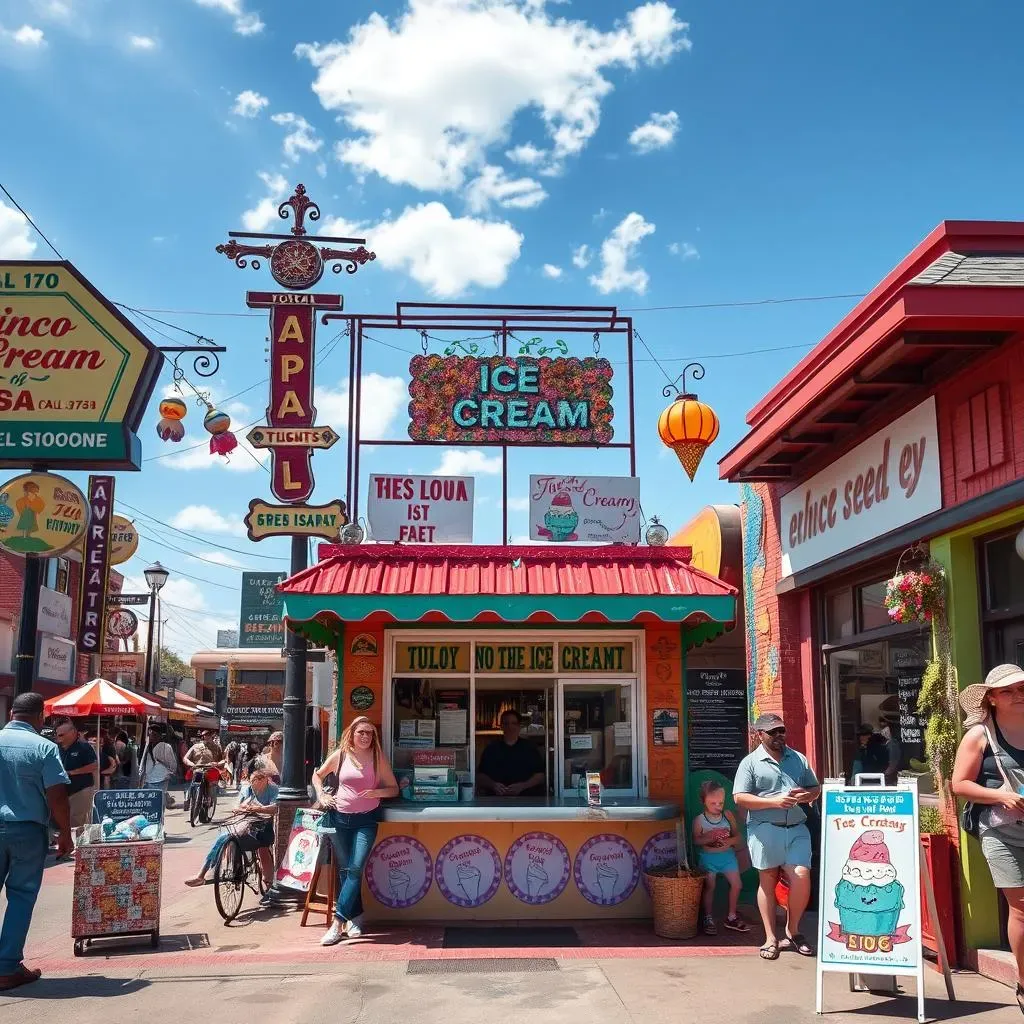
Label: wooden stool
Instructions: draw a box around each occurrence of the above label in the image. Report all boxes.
[301,840,336,928]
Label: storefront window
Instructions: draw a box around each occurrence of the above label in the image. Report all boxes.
[983,533,1024,612]
[824,589,854,641]
[857,580,891,632]
[558,681,634,796]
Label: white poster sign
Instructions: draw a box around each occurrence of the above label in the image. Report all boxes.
[368,475,474,543]
[816,783,924,1020]
[529,475,641,544]
[780,397,941,577]
[37,586,72,639]
[35,633,75,683]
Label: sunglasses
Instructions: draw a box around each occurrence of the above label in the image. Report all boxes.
[354,730,375,737]
[762,727,786,736]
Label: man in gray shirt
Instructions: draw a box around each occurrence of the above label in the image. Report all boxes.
[733,712,820,961]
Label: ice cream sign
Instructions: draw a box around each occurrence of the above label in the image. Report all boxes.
[573,834,640,907]
[366,835,433,909]
[435,834,502,908]
[505,831,571,905]
[817,786,921,973]
[529,474,640,544]
[408,355,614,445]
[0,261,161,470]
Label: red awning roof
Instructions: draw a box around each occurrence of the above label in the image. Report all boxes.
[283,544,734,599]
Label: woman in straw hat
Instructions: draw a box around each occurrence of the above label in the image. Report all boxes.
[952,663,1024,1013]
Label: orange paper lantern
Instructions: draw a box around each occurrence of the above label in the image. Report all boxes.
[657,392,720,481]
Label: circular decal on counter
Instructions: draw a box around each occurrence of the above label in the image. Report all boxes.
[0,472,87,556]
[640,831,677,893]
[574,834,640,907]
[365,835,432,909]
[350,686,375,711]
[505,831,571,905]
[435,834,502,908]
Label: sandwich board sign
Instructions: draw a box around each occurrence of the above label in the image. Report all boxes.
[815,781,951,1022]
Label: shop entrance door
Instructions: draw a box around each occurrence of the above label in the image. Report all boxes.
[555,679,638,799]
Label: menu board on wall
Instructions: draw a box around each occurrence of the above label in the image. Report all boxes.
[896,671,927,761]
[685,669,749,776]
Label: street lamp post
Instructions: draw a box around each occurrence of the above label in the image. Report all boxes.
[142,561,169,693]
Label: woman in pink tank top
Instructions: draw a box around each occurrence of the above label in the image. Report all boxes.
[312,716,398,947]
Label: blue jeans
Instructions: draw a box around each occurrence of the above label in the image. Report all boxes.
[0,821,48,975]
[324,810,378,923]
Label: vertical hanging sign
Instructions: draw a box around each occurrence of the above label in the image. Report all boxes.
[78,475,114,654]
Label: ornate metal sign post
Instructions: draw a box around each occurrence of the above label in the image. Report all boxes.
[216,185,374,812]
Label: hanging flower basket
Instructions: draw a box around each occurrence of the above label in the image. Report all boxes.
[884,563,946,625]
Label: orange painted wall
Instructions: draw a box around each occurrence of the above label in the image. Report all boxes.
[341,625,386,731]
[644,625,684,801]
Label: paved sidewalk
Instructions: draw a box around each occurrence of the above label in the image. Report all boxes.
[0,792,1019,1022]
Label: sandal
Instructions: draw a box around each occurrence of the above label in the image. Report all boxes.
[724,915,751,933]
[780,933,815,957]
[759,941,779,961]
[701,914,717,936]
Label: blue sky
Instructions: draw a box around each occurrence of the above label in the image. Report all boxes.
[2,0,1023,657]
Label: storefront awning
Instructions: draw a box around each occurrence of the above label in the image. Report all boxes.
[279,544,736,645]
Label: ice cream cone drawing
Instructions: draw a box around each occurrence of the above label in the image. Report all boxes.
[526,862,549,900]
[595,864,618,900]
[389,867,411,902]
[538,490,578,541]
[830,830,908,947]
[457,862,482,903]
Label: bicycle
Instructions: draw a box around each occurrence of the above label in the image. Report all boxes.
[214,835,268,923]
[186,765,220,827]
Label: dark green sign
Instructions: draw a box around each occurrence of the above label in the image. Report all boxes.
[350,686,375,711]
[239,571,286,649]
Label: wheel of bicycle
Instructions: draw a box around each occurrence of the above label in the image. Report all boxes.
[189,789,201,828]
[208,786,218,821]
[214,837,246,922]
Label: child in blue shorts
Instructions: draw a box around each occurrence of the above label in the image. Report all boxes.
[693,779,750,935]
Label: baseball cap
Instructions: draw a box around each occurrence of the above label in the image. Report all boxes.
[754,712,785,732]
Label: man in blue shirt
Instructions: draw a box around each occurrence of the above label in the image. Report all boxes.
[733,712,820,962]
[53,717,97,828]
[0,692,71,991]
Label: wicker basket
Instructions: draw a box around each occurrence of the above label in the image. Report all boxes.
[644,866,706,939]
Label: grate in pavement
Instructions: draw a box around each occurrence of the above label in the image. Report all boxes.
[407,958,560,975]
[444,926,579,948]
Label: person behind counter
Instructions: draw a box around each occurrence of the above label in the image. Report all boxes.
[312,716,399,947]
[476,709,545,798]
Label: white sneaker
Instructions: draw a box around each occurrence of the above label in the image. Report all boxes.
[346,916,364,939]
[321,919,345,946]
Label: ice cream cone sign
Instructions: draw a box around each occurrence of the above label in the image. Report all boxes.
[657,363,720,481]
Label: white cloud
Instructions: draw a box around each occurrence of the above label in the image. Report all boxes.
[464,166,546,213]
[194,551,252,570]
[193,0,264,36]
[668,240,698,259]
[241,171,288,231]
[571,244,590,269]
[542,263,562,279]
[0,200,37,258]
[34,2,70,20]
[232,89,269,117]
[171,505,247,537]
[315,372,407,440]
[628,109,679,153]
[296,1,689,194]
[3,24,45,46]
[589,212,655,295]
[129,34,157,50]
[322,202,522,298]
[433,449,502,476]
[506,142,546,166]
[162,432,270,474]
[271,112,323,162]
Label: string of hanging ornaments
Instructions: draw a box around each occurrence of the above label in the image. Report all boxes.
[155,363,238,459]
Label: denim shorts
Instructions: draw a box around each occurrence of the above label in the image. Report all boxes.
[698,848,740,874]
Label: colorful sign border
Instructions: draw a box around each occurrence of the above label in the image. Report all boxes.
[573,833,640,907]
[366,834,433,910]
[435,834,502,909]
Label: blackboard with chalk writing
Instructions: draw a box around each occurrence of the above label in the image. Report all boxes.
[92,788,165,825]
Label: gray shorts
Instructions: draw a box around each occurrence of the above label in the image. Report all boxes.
[747,821,812,871]
[980,831,1024,889]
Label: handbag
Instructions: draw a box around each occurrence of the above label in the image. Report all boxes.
[967,722,1024,835]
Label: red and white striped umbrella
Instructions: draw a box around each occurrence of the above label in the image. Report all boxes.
[44,678,162,717]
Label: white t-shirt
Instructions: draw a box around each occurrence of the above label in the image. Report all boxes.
[142,741,176,784]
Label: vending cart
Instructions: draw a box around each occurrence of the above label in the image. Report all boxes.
[71,789,165,956]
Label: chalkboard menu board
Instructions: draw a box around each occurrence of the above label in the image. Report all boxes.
[685,668,749,776]
[896,670,927,763]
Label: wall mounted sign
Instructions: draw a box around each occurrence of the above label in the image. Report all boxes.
[245,292,343,504]
[652,708,679,746]
[350,632,378,657]
[0,261,161,469]
[367,474,474,543]
[78,474,114,655]
[350,686,375,711]
[35,632,75,683]
[100,652,144,687]
[37,585,72,639]
[435,834,502,908]
[106,608,138,640]
[108,515,139,565]
[216,629,239,648]
[505,831,571,905]
[640,831,678,893]
[246,424,339,450]
[366,835,433,910]
[529,474,640,543]
[559,643,633,673]
[573,834,640,907]
[780,396,941,578]
[474,643,554,673]
[685,669,749,776]
[395,642,470,674]
[244,498,347,542]
[0,471,87,556]
[107,592,149,607]
[239,571,286,649]
[408,355,614,445]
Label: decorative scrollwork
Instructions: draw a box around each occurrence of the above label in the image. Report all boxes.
[323,244,377,276]
[215,239,274,270]
[444,339,481,356]
[516,335,569,357]
[170,349,222,382]
[279,183,320,236]
[662,361,706,399]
